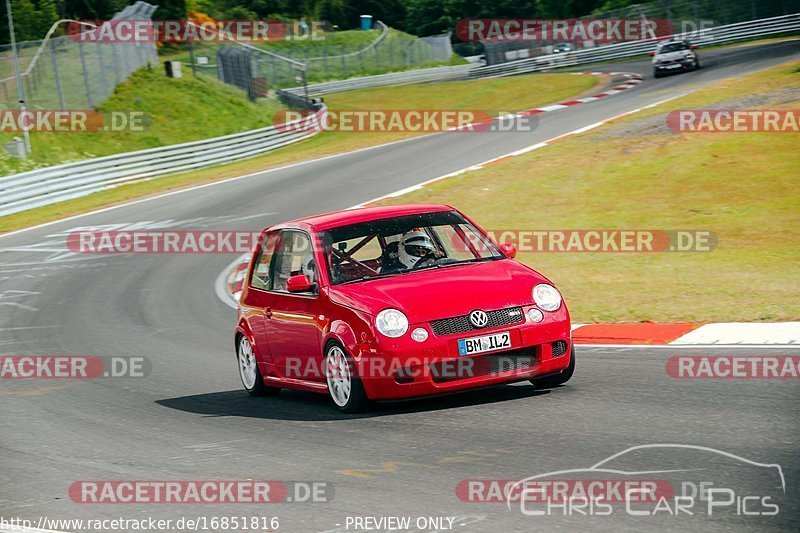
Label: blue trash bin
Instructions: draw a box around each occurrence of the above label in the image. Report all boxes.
[360,15,373,31]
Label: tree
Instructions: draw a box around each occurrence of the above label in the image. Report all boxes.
[0,0,59,43]
[155,0,188,20]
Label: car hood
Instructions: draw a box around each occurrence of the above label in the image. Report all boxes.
[327,260,550,323]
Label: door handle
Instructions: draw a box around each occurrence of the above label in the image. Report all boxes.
[264,307,272,318]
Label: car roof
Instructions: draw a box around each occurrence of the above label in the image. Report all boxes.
[275,204,455,232]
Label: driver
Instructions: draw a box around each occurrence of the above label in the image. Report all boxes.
[379,230,437,273]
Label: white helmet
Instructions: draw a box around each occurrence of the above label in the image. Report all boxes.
[399,230,435,269]
[300,253,316,281]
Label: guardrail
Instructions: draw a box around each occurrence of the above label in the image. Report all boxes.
[1,14,797,218]
[0,107,327,217]
[281,64,473,96]
[469,13,800,77]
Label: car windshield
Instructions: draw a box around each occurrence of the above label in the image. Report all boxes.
[320,210,503,285]
[659,42,690,53]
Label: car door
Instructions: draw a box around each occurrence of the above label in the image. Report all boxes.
[241,231,280,377]
[264,229,325,382]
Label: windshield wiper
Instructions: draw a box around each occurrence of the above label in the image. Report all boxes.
[338,271,407,285]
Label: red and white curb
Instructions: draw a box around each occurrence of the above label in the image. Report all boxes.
[216,256,799,345]
[526,71,644,112]
[451,71,643,132]
[573,322,800,345]
[215,253,250,310]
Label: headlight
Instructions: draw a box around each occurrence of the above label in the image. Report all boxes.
[375,309,409,338]
[533,284,562,312]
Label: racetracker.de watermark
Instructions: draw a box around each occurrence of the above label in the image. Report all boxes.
[456,479,674,503]
[667,110,800,133]
[68,480,332,504]
[666,355,800,379]
[0,111,145,133]
[285,353,559,382]
[0,356,150,379]
[273,109,538,133]
[455,18,676,42]
[482,230,718,253]
[67,231,263,254]
[68,19,325,42]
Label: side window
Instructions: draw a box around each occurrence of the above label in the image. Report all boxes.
[249,232,278,290]
[271,230,315,292]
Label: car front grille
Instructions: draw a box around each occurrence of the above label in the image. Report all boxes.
[430,347,537,383]
[430,306,525,336]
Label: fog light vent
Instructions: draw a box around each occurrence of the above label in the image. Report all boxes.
[552,341,568,358]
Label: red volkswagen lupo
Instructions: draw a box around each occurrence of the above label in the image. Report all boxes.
[235,204,573,412]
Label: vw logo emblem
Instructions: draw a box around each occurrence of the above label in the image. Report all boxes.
[469,309,488,328]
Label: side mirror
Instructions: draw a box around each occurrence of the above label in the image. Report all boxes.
[287,274,314,293]
[691,45,697,50]
[499,243,517,259]
[648,51,656,57]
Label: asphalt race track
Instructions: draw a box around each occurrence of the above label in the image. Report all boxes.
[1,40,799,532]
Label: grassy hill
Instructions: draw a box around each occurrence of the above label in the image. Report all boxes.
[0,67,285,176]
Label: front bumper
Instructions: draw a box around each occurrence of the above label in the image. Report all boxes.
[355,305,571,400]
[654,59,694,72]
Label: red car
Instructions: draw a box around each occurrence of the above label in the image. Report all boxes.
[235,204,573,412]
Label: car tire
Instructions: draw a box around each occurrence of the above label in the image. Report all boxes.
[653,69,662,78]
[325,342,371,413]
[694,58,701,69]
[531,346,575,389]
[237,335,280,397]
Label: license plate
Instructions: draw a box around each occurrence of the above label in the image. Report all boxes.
[458,332,511,356]
[665,64,681,69]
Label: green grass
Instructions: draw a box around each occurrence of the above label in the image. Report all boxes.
[0,71,598,233]
[0,67,286,175]
[377,62,800,323]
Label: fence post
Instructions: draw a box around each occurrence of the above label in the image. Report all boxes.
[341,45,347,76]
[78,42,94,108]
